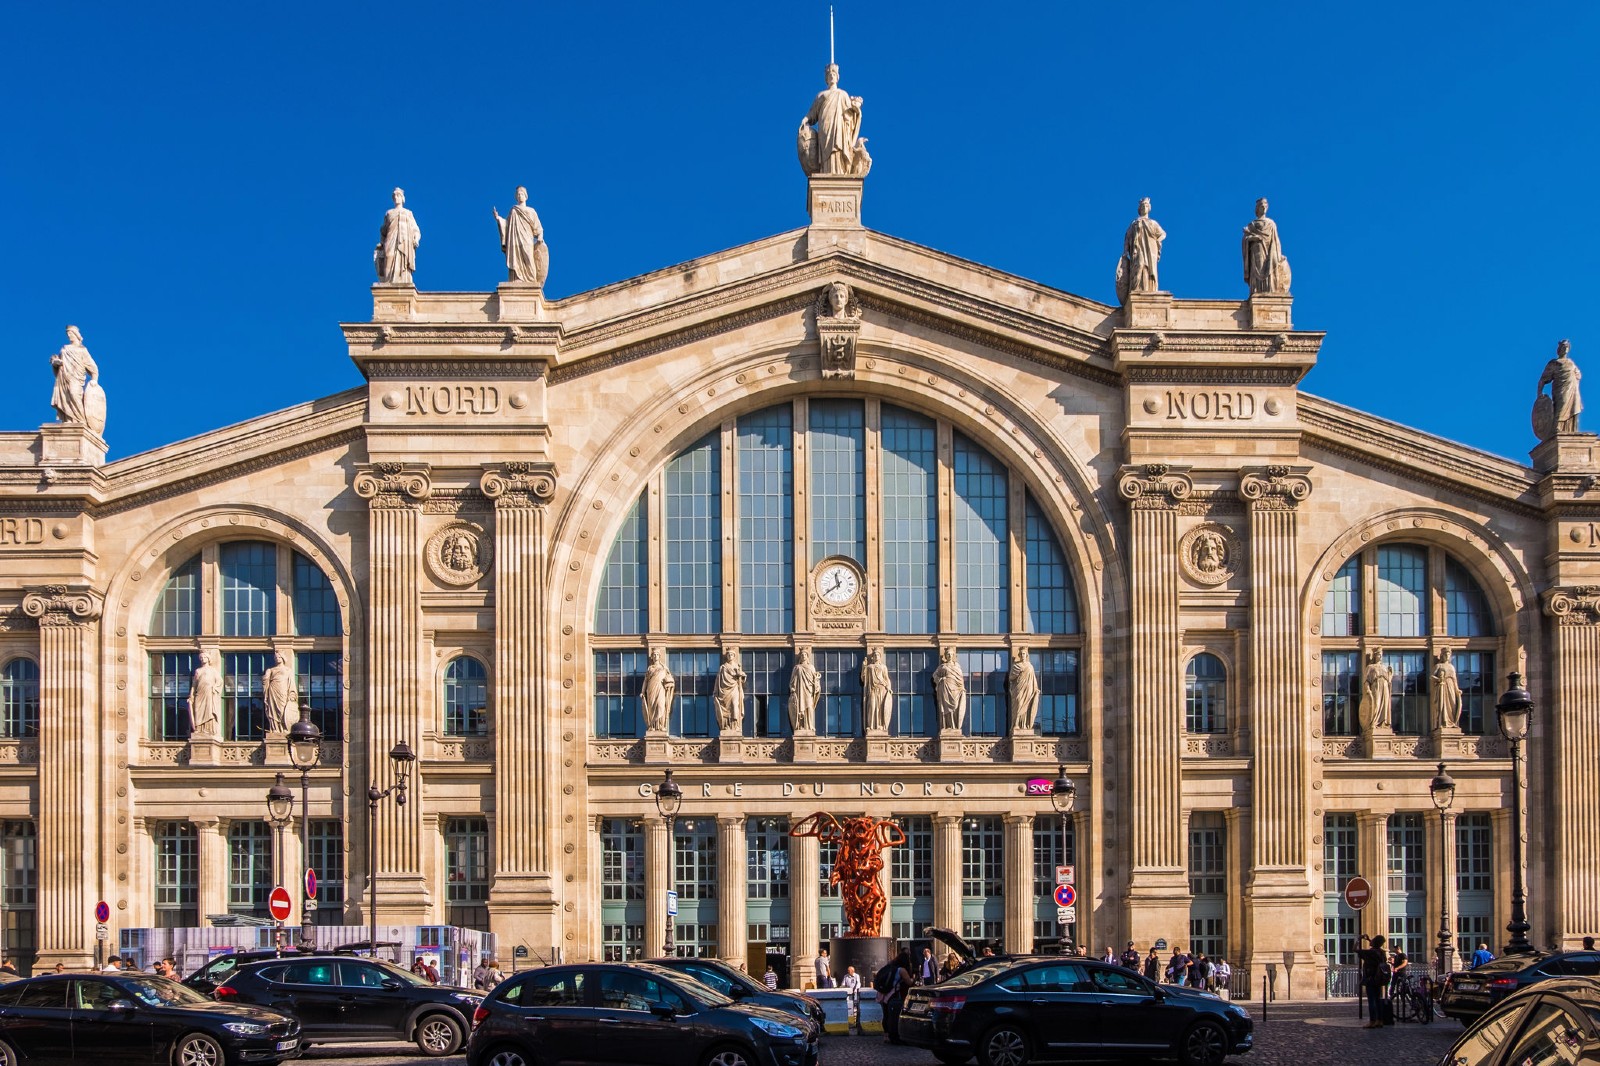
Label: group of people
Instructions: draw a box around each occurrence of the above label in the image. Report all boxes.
[1103,941,1232,994]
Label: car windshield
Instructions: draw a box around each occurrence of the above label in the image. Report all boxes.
[636,965,733,1008]
[937,961,1013,989]
[120,976,209,1006]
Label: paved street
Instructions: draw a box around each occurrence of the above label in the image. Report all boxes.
[299,1001,1463,1065]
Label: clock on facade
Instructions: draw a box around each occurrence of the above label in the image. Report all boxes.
[815,560,860,606]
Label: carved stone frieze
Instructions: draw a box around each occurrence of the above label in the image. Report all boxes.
[815,281,863,379]
[0,740,39,765]
[1544,585,1600,626]
[1116,463,1194,509]
[0,608,35,632]
[1239,464,1314,510]
[480,461,557,509]
[424,523,491,587]
[1183,734,1234,756]
[423,489,492,516]
[353,462,432,507]
[21,584,103,627]
[1177,523,1240,586]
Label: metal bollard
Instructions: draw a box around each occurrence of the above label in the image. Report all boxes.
[1261,975,1268,1022]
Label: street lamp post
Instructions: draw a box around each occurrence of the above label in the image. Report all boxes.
[366,741,416,960]
[653,769,683,956]
[287,714,323,950]
[1050,764,1077,954]
[1429,761,1457,974]
[1495,673,1534,955]
[266,773,294,951]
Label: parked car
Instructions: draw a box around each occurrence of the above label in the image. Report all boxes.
[646,955,827,1031]
[1437,976,1600,1065]
[466,961,820,1066]
[183,948,313,995]
[899,955,1253,1066]
[1440,950,1600,1021]
[924,926,1034,977]
[215,953,480,1056]
[0,971,300,1065]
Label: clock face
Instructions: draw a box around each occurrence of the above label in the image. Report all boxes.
[817,563,859,606]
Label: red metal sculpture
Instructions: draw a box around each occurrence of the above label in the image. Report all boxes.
[790,812,905,937]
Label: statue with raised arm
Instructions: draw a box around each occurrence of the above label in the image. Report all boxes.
[49,325,105,434]
[1008,646,1040,734]
[1115,198,1166,304]
[189,650,222,739]
[1241,197,1292,295]
[798,64,871,177]
[492,186,549,286]
[933,647,966,732]
[790,812,905,937]
[1431,650,1461,732]
[374,187,421,284]
[1360,650,1393,732]
[1534,339,1583,441]
[789,647,821,734]
[641,650,675,734]
[713,648,746,733]
[861,648,891,733]
[261,653,297,734]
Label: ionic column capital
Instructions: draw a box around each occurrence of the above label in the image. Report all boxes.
[480,461,558,509]
[1543,585,1600,625]
[1238,465,1314,510]
[1117,463,1194,510]
[353,462,432,507]
[21,584,102,626]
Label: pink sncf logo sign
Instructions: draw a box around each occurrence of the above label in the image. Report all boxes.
[1025,778,1053,798]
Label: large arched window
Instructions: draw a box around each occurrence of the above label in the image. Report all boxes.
[1319,542,1498,738]
[592,400,1083,741]
[443,656,489,736]
[1185,654,1227,734]
[0,658,39,739]
[145,541,343,743]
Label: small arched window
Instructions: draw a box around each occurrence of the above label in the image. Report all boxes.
[444,657,489,737]
[1185,654,1227,734]
[0,659,40,738]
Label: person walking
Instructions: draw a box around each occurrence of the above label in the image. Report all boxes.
[1214,957,1233,999]
[814,947,834,989]
[919,947,937,984]
[840,965,862,1034]
[763,965,779,990]
[1470,943,1494,969]
[1358,934,1391,1027]
[1143,947,1160,982]
[880,951,914,1046]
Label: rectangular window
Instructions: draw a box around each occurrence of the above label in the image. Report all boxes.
[1032,814,1075,898]
[1445,559,1492,637]
[1035,650,1080,736]
[1,821,37,970]
[220,541,277,637]
[292,554,340,637]
[746,818,789,900]
[601,818,645,902]
[227,821,272,918]
[445,817,490,930]
[814,649,862,738]
[891,816,933,898]
[1457,914,1493,964]
[1387,814,1425,893]
[1188,813,1226,896]
[1323,813,1359,964]
[594,651,647,738]
[962,919,1003,944]
[308,819,344,926]
[295,651,344,741]
[154,822,198,928]
[961,816,1003,898]
[737,409,794,634]
[1325,915,1359,966]
[881,407,937,634]
[0,661,38,738]
[602,924,646,962]
[1454,651,1493,736]
[1386,650,1428,735]
[444,658,491,736]
[742,649,793,738]
[667,650,719,738]
[665,435,721,634]
[150,651,197,742]
[1456,812,1493,892]
[1321,651,1360,736]
[1321,557,1360,637]
[819,837,843,899]
[151,556,201,637]
[952,435,1008,633]
[1376,546,1428,637]
[224,651,271,741]
[674,924,718,958]
[595,495,648,635]
[808,400,866,566]
[886,649,936,737]
[1025,496,1077,634]
[958,650,1007,736]
[674,821,716,901]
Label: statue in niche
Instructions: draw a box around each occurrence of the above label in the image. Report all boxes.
[1360,649,1393,732]
[189,650,222,739]
[1115,197,1166,304]
[49,325,106,435]
[262,653,297,734]
[1431,649,1461,732]
[1241,197,1292,295]
[1533,339,1583,441]
[1008,646,1039,734]
[861,648,892,733]
[798,64,871,177]
[713,648,747,733]
[641,649,675,734]
[374,187,421,284]
[492,186,549,286]
[789,647,821,734]
[933,647,966,733]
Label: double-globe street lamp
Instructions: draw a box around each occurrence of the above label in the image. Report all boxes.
[653,769,684,956]
[366,741,416,959]
[266,773,294,950]
[287,715,323,949]
[1494,673,1535,955]
[1050,764,1077,953]
[1429,762,1456,974]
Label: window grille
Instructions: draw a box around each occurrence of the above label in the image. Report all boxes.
[737,408,794,634]
[593,650,646,738]
[665,435,721,634]
[595,495,647,636]
[808,400,866,566]
[952,434,1008,633]
[881,407,937,633]
[227,821,273,917]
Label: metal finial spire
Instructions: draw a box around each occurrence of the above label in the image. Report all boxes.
[830,6,835,64]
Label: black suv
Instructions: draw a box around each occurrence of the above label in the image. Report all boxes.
[466,961,820,1066]
[215,954,481,1056]
[184,948,314,995]
[646,956,827,1031]
[1441,950,1600,1021]
[900,956,1253,1066]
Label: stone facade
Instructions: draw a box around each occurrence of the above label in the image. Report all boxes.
[0,171,1596,994]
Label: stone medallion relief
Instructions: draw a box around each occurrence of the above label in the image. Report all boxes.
[424,523,491,586]
[1177,523,1239,586]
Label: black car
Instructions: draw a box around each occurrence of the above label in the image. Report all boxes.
[645,956,827,1031]
[0,971,300,1065]
[466,961,820,1066]
[899,956,1253,1066]
[1438,976,1600,1065]
[183,949,313,996]
[925,926,1033,977]
[215,953,480,1056]
[1441,950,1600,1021]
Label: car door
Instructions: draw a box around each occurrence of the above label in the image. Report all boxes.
[69,977,153,1065]
[334,960,413,1038]
[497,968,597,1066]
[1492,996,1598,1066]
[993,962,1099,1053]
[0,978,75,1062]
[1085,964,1173,1052]
[590,968,695,1066]
[268,959,344,1035]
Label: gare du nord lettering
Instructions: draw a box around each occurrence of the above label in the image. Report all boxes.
[404,384,502,416]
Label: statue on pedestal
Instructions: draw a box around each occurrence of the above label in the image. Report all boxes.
[189,650,222,739]
[374,187,421,284]
[1534,339,1583,441]
[492,186,549,286]
[49,326,105,435]
[861,649,891,733]
[933,647,966,732]
[1360,650,1393,732]
[1241,197,1292,295]
[713,648,746,734]
[641,650,675,734]
[1431,650,1461,732]
[1115,197,1166,304]
[1008,647,1039,733]
[798,64,871,177]
[790,812,905,937]
[262,653,297,734]
[789,647,821,734]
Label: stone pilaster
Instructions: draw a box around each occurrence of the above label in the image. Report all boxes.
[1542,586,1600,944]
[716,815,747,967]
[933,814,963,936]
[644,817,670,958]
[1238,466,1316,975]
[352,463,432,922]
[1002,814,1034,954]
[1358,813,1390,942]
[1116,464,1193,939]
[790,832,819,989]
[21,584,102,968]
[480,462,560,953]
[1429,810,1458,968]
[195,816,228,923]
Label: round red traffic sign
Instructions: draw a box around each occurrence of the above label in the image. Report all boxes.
[1053,883,1077,908]
[1343,876,1373,911]
[94,900,110,924]
[268,886,293,922]
[305,867,318,899]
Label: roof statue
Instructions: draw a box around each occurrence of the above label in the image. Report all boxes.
[48,325,106,435]
[1115,198,1166,304]
[797,14,871,178]
[493,186,549,287]
[1242,197,1292,295]
[374,187,420,284]
[1534,339,1583,441]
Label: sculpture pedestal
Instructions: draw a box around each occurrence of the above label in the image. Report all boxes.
[717,736,747,764]
[187,737,223,767]
[1248,293,1293,330]
[1123,290,1172,329]
[791,735,820,763]
[371,283,417,320]
[643,733,673,764]
[828,935,894,988]
[937,732,967,762]
[806,175,865,257]
[496,281,544,322]
[39,423,106,467]
[1531,432,1600,475]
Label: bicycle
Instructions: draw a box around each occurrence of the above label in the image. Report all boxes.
[1389,974,1434,1023]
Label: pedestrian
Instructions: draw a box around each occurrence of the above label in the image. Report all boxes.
[840,965,861,1033]
[411,957,430,981]
[0,959,17,977]
[1197,954,1214,992]
[484,958,504,986]
[155,957,178,979]
[1358,934,1390,1028]
[473,957,490,990]
[1171,946,1190,986]
[1143,947,1160,982]
[102,955,124,973]
[814,946,834,989]
[880,951,914,1045]
[1214,957,1233,999]
[1100,945,1116,964]
[1187,953,1201,988]
[763,964,778,990]
[941,952,960,980]
[980,946,995,959]
[1470,942,1494,969]
[1120,941,1141,970]
[920,946,936,984]
[52,963,65,974]
[1390,948,1410,998]
[1585,936,1596,951]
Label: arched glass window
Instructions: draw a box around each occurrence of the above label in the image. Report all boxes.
[443,657,489,737]
[1185,654,1227,734]
[0,659,40,738]
[595,496,647,636]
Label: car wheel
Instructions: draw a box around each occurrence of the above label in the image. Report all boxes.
[415,1011,465,1056]
[1179,1020,1229,1066]
[0,1037,18,1066]
[978,1025,1030,1066]
[485,1045,533,1066]
[703,1044,757,1066]
[173,1032,226,1066]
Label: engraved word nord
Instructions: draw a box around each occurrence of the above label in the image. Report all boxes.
[404,385,502,416]
[1165,390,1257,421]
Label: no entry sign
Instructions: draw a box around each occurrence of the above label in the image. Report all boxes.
[1053,883,1077,908]
[1342,876,1373,911]
[269,886,293,922]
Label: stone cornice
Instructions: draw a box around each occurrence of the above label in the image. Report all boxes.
[353,462,433,507]
[22,584,103,626]
[1543,585,1600,626]
[1239,465,1314,510]
[480,461,557,509]
[1117,463,1195,509]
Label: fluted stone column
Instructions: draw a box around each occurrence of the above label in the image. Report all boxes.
[352,464,433,922]
[717,815,748,967]
[791,833,820,989]
[480,462,560,952]
[21,585,102,968]
[1429,810,1458,967]
[1116,465,1193,940]
[1542,587,1600,944]
[1239,466,1316,976]
[933,814,963,935]
[1359,813,1390,941]
[1002,814,1034,954]
[196,817,228,922]
[644,817,670,958]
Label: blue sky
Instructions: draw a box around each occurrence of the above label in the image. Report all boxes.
[2,1,1594,462]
